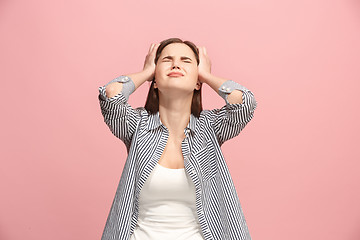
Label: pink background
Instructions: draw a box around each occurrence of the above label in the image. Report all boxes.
[1,0,360,239]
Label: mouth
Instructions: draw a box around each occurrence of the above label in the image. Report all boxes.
[167,72,184,77]
[168,74,183,77]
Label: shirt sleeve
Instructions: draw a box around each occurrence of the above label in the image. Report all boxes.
[98,75,143,149]
[209,79,257,146]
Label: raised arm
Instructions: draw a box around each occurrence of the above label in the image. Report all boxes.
[208,76,257,146]
[198,46,257,146]
[98,74,143,150]
[103,69,154,98]
[98,43,160,150]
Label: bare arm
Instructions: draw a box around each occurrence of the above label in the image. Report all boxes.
[201,72,243,104]
[197,46,243,104]
[196,46,257,146]
[105,43,160,99]
[105,68,154,98]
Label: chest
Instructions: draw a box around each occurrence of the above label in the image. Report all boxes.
[157,134,186,169]
[135,126,218,181]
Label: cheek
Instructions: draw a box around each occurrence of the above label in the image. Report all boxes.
[188,66,198,76]
[156,63,168,73]
[186,67,198,83]
[155,66,168,81]
[155,65,163,75]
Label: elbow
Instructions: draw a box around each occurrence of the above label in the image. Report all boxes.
[227,90,244,104]
[105,82,123,99]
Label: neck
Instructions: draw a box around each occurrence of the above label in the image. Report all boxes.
[157,91,193,137]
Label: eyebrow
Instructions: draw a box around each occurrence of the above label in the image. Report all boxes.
[162,56,193,61]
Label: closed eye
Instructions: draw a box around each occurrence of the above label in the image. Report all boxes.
[162,56,193,62]
[162,60,191,63]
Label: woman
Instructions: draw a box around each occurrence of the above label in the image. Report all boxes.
[98,38,257,240]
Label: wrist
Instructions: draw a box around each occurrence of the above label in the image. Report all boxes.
[199,72,212,84]
[142,67,155,81]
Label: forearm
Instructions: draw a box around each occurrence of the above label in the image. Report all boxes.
[202,73,243,104]
[105,68,153,99]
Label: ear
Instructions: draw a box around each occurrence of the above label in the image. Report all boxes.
[153,81,157,89]
[195,81,201,90]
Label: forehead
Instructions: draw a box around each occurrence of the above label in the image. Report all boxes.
[160,43,196,58]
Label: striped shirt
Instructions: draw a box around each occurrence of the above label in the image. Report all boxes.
[98,75,257,240]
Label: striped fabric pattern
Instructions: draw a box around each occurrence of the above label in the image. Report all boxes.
[98,75,257,240]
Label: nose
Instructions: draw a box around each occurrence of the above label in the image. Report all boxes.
[171,59,181,69]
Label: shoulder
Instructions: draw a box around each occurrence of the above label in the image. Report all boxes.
[134,107,150,121]
[199,109,218,123]
[195,109,217,131]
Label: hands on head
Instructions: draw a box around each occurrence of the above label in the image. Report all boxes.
[142,42,212,83]
[143,43,160,82]
[197,46,212,83]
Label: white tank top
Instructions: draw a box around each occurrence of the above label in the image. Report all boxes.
[130,162,204,240]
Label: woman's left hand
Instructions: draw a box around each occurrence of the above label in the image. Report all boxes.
[198,46,212,83]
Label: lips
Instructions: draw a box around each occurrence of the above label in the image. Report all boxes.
[167,72,184,77]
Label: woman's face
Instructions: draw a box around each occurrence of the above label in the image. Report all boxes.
[154,43,200,94]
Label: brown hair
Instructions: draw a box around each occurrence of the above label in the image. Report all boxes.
[144,37,203,118]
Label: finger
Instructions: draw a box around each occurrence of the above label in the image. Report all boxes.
[149,43,155,53]
[153,43,160,52]
[201,46,206,56]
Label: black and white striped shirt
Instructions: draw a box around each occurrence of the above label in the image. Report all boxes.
[98,75,257,240]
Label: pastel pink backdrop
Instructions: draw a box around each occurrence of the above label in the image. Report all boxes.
[1,0,359,239]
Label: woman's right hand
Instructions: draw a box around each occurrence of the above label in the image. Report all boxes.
[143,43,160,82]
